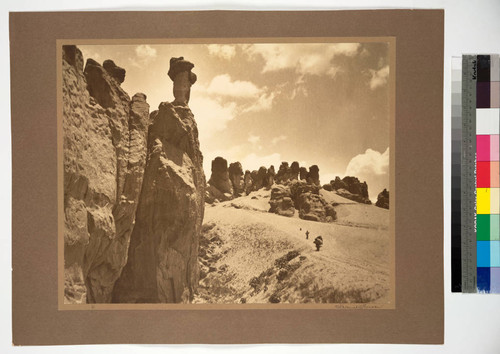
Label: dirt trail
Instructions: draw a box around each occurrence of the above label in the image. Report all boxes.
[194,189,391,305]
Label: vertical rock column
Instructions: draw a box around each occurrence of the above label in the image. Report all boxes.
[112,57,205,303]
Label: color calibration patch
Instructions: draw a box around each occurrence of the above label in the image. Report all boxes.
[452,54,500,293]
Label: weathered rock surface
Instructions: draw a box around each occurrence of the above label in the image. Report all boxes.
[63,45,149,303]
[103,59,126,84]
[113,98,205,303]
[206,157,233,202]
[376,189,390,209]
[299,167,308,180]
[330,176,371,204]
[288,180,336,223]
[228,162,244,196]
[268,185,295,217]
[244,170,253,195]
[168,57,197,105]
[267,165,276,187]
[306,165,320,186]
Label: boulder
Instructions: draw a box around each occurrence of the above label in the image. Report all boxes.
[331,176,371,204]
[103,59,126,84]
[376,189,390,209]
[268,185,295,217]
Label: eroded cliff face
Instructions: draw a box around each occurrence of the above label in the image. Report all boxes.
[112,60,205,303]
[63,45,149,303]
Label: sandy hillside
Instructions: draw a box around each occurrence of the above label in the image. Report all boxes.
[194,188,391,305]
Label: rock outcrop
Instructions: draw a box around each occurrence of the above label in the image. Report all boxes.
[267,165,276,188]
[168,57,197,105]
[329,176,371,204]
[306,165,320,186]
[112,57,205,303]
[228,162,244,196]
[299,167,308,180]
[288,180,336,223]
[63,45,149,303]
[206,157,234,202]
[376,189,389,209]
[268,185,295,217]
[244,170,253,195]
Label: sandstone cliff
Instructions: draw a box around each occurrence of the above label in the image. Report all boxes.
[112,58,205,303]
[63,45,149,303]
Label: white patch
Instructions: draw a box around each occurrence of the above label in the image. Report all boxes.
[369,65,390,90]
[345,148,389,176]
[248,134,260,144]
[207,44,236,60]
[206,74,263,99]
[271,135,287,145]
[189,96,237,142]
[246,43,360,76]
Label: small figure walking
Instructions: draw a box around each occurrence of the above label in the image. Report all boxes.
[305,230,310,240]
[313,236,323,251]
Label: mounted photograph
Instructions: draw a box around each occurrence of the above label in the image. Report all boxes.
[59,39,395,308]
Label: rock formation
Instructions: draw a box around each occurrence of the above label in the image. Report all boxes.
[244,170,253,195]
[306,165,320,186]
[290,161,300,180]
[376,189,390,209]
[206,157,234,202]
[63,45,149,303]
[266,165,276,188]
[268,185,295,217]
[228,162,244,196]
[168,57,197,105]
[103,59,126,83]
[112,57,205,303]
[299,167,308,180]
[288,180,336,223]
[329,176,371,204]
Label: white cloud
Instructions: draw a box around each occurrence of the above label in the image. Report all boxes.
[130,45,157,68]
[369,65,390,90]
[248,134,260,144]
[242,91,276,113]
[246,43,361,76]
[207,44,236,60]
[271,135,287,145]
[135,45,157,59]
[207,74,263,98]
[345,148,389,176]
[79,48,101,62]
[189,96,237,143]
[345,148,390,202]
[240,153,282,172]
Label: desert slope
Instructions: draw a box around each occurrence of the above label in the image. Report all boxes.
[194,189,391,304]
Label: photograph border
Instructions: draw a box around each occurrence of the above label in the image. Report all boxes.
[11,10,443,344]
[57,36,396,311]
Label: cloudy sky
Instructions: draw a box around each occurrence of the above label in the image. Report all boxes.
[79,41,391,201]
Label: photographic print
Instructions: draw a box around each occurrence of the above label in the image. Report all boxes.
[60,38,394,308]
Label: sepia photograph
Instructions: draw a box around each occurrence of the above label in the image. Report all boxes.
[60,39,394,307]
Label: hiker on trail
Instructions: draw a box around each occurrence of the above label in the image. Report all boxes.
[305,230,309,240]
[313,236,323,251]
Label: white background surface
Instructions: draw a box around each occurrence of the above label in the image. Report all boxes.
[1,0,500,353]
